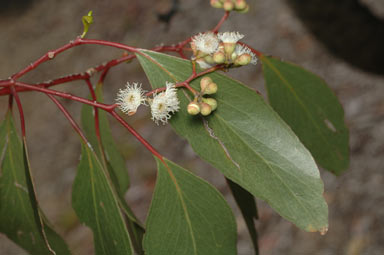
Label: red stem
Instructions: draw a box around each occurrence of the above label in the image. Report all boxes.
[10,86,26,137]
[110,111,164,161]
[85,79,101,140]
[212,11,230,33]
[46,94,88,144]
[145,64,224,97]
[11,40,81,80]
[8,94,13,111]
[14,82,116,112]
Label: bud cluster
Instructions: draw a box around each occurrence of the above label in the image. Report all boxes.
[210,0,249,13]
[187,77,218,117]
[191,31,257,69]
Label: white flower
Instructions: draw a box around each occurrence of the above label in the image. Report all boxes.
[234,44,258,65]
[116,82,147,115]
[150,82,180,125]
[192,32,220,55]
[218,31,244,43]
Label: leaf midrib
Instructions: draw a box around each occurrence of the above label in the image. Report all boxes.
[213,114,320,228]
[163,164,198,254]
[261,56,342,159]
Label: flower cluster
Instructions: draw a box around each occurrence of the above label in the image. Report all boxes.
[116,82,180,125]
[210,0,249,13]
[187,76,218,117]
[191,31,257,69]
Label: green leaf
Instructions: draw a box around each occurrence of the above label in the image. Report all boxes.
[81,84,144,253]
[261,55,349,174]
[0,112,70,255]
[227,179,259,254]
[72,143,133,255]
[136,50,328,233]
[144,158,237,254]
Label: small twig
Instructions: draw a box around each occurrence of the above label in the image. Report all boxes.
[110,111,164,161]
[46,94,88,144]
[14,82,116,112]
[85,79,101,141]
[145,64,224,97]
[10,86,26,137]
[212,11,230,33]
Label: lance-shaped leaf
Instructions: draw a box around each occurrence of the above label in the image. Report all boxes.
[136,50,328,233]
[144,158,237,254]
[0,113,70,254]
[72,143,133,255]
[81,84,144,253]
[261,55,349,174]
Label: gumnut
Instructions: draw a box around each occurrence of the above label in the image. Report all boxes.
[187,102,201,115]
[200,102,212,116]
[202,97,217,111]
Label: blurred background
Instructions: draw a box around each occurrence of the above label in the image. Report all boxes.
[0,0,384,254]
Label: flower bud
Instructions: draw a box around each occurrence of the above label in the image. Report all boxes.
[204,55,215,65]
[234,0,247,11]
[202,98,217,111]
[237,4,249,13]
[187,102,201,115]
[213,51,225,64]
[223,42,236,58]
[203,82,218,95]
[210,0,223,8]
[200,77,213,91]
[231,51,238,61]
[223,0,234,11]
[200,102,212,116]
[234,53,252,66]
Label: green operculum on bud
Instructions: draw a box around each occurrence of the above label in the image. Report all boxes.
[234,53,252,66]
[200,102,212,116]
[223,0,234,11]
[234,0,247,10]
[200,77,213,91]
[231,52,238,61]
[187,102,201,115]
[213,51,226,64]
[223,42,236,57]
[238,4,249,13]
[204,82,218,95]
[196,50,207,59]
[204,55,215,65]
[202,97,217,111]
[210,0,223,8]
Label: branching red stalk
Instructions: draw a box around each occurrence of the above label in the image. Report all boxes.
[46,94,88,144]
[0,8,255,164]
[0,45,189,96]
[14,82,116,112]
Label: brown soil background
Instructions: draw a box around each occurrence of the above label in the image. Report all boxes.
[0,0,383,254]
